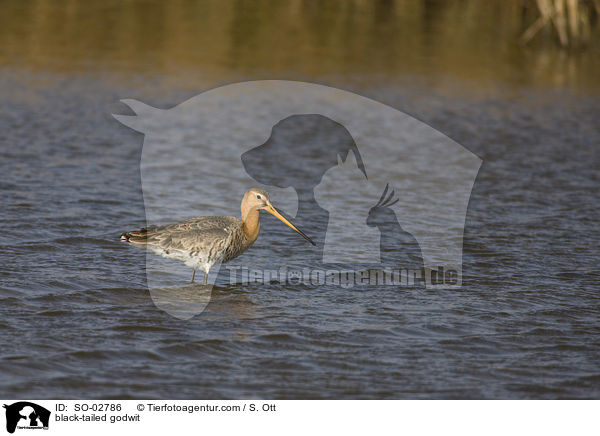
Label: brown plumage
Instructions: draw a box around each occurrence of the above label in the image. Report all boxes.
[121,188,314,284]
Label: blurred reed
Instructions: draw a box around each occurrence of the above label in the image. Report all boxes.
[521,0,599,47]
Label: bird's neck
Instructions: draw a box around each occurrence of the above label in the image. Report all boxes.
[242,208,260,242]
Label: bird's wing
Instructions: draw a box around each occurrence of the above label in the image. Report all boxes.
[122,216,241,252]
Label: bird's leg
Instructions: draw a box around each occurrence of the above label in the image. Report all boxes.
[203,269,208,286]
[190,269,196,283]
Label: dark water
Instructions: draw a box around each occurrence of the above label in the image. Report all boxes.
[1,1,600,399]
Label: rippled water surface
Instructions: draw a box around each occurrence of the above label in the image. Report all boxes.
[1,0,599,399]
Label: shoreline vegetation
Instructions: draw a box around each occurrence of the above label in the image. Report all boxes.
[0,0,597,91]
[521,0,599,47]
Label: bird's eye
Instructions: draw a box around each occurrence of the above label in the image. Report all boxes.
[257,194,262,199]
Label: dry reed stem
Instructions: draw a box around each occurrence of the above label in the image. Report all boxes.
[521,0,595,47]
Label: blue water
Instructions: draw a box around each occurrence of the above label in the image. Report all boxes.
[1,0,600,398]
[1,70,598,398]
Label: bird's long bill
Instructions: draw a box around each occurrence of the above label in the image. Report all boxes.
[263,204,316,246]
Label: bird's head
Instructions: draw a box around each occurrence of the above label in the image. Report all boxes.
[243,188,315,245]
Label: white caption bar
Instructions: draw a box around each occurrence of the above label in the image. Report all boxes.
[0,400,597,436]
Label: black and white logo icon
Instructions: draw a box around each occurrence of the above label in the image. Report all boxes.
[3,402,50,434]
